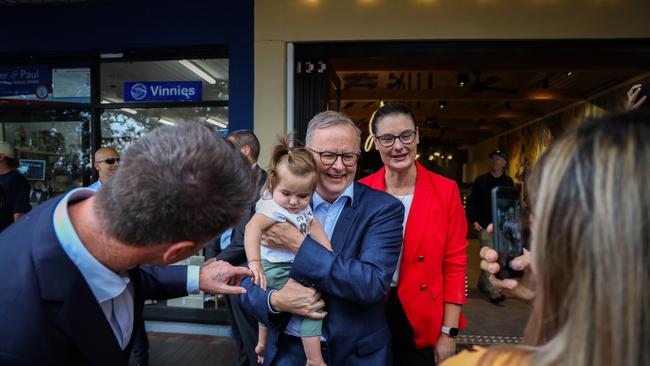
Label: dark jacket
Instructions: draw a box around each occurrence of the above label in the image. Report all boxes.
[0,195,188,366]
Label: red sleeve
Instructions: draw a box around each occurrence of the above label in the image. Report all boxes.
[442,182,468,304]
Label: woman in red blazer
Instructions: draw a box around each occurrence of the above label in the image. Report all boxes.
[359,103,467,365]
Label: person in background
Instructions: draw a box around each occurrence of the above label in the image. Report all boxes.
[359,103,467,365]
[0,123,255,365]
[0,141,31,232]
[208,130,267,366]
[444,110,650,366]
[240,111,404,365]
[467,149,514,304]
[88,147,120,190]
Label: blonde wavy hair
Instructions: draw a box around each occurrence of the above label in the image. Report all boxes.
[480,110,650,366]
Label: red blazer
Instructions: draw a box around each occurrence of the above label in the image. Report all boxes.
[359,161,468,348]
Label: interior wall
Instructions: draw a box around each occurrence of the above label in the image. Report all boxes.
[464,137,497,184]
[254,0,650,161]
[254,40,286,166]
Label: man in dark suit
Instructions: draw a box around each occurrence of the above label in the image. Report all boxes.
[212,130,268,366]
[240,111,405,365]
[0,123,254,366]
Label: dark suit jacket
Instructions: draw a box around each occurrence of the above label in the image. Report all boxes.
[215,165,267,265]
[0,195,188,366]
[240,182,404,366]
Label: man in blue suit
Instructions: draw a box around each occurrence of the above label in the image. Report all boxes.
[0,123,254,366]
[241,111,404,365]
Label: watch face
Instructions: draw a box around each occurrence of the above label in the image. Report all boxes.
[449,328,459,336]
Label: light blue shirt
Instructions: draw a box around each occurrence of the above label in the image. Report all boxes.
[53,188,200,349]
[219,228,233,250]
[281,183,354,338]
[87,179,102,191]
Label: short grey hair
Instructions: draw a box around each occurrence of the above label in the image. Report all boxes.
[94,123,256,246]
[305,111,361,148]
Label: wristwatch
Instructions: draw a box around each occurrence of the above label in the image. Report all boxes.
[441,326,459,337]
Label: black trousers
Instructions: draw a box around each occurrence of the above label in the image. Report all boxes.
[386,288,436,366]
[225,292,259,366]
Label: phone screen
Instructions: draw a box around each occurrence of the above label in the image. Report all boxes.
[491,186,525,279]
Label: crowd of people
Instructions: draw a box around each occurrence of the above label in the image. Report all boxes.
[0,85,647,366]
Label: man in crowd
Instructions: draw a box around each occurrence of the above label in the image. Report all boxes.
[467,149,514,303]
[88,147,120,190]
[0,141,31,232]
[241,111,405,365]
[212,130,267,366]
[0,123,255,365]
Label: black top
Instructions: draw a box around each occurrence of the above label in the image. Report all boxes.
[467,172,514,228]
[0,170,32,232]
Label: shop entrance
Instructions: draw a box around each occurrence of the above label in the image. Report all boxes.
[291,39,650,346]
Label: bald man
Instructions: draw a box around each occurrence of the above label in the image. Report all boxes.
[89,147,120,190]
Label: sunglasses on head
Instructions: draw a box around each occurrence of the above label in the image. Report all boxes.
[98,158,120,165]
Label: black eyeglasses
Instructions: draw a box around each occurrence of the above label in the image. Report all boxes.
[97,158,120,165]
[375,129,417,148]
[308,148,360,167]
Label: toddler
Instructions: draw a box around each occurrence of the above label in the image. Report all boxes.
[244,138,330,366]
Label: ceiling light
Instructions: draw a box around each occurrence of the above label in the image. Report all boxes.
[434,151,441,157]
[428,155,434,161]
[102,98,138,115]
[439,101,448,109]
[447,154,453,160]
[415,153,420,160]
[121,108,138,115]
[566,71,573,76]
[457,73,469,87]
[179,60,216,85]
[158,118,175,126]
[206,117,228,129]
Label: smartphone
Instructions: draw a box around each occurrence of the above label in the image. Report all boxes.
[491,186,525,279]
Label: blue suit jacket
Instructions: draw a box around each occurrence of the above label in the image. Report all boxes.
[241,182,404,366]
[0,195,188,366]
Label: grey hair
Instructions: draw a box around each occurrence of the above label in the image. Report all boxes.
[94,123,256,246]
[305,111,361,147]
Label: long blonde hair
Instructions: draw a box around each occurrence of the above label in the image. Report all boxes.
[481,110,650,366]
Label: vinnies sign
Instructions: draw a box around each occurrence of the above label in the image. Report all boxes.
[124,81,202,102]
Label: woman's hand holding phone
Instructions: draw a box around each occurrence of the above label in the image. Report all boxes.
[479,224,536,304]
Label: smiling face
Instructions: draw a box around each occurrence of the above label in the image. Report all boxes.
[308,124,360,203]
[94,147,120,183]
[374,113,419,173]
[271,164,316,214]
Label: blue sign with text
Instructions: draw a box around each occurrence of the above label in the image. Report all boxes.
[0,66,52,98]
[124,81,202,102]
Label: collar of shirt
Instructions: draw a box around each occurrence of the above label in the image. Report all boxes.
[53,187,130,303]
[87,179,102,191]
[311,183,354,240]
[312,183,354,210]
